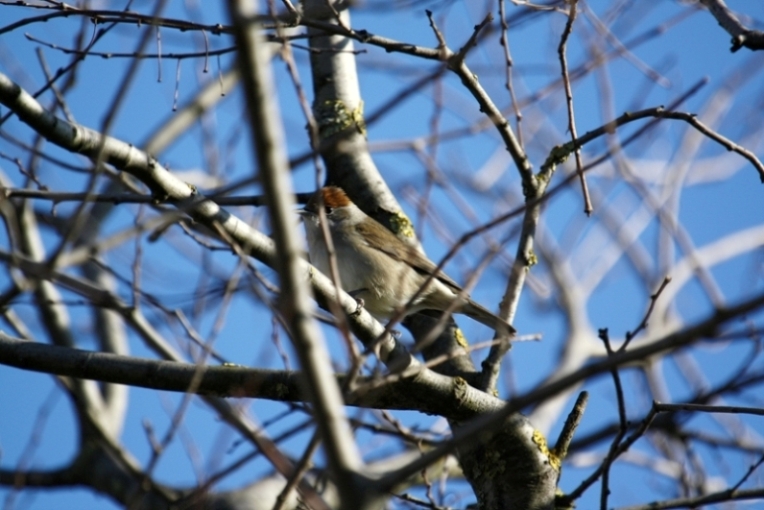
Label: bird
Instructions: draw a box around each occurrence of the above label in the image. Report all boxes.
[299,186,515,336]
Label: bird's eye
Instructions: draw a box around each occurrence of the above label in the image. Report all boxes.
[324,206,333,215]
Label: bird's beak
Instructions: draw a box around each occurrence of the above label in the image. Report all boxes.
[296,208,316,222]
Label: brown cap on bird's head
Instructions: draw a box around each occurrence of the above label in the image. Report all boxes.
[321,186,352,208]
[305,186,352,214]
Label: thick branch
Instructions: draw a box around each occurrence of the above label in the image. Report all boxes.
[0,332,510,421]
[381,290,764,490]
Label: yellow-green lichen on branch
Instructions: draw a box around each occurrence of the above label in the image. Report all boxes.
[453,327,468,348]
[532,429,561,472]
[388,210,415,239]
[535,143,571,190]
[315,99,367,139]
[546,143,572,168]
[525,248,538,269]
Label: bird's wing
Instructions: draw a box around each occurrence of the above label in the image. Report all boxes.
[355,219,462,291]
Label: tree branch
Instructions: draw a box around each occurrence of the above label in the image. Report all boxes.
[698,0,764,52]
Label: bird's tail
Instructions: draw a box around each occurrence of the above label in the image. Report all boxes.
[461,300,515,337]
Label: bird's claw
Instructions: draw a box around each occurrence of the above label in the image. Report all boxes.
[350,296,365,317]
[348,289,367,317]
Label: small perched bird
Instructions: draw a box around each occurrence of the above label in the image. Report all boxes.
[299,186,515,336]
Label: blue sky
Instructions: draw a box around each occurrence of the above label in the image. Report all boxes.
[1,1,763,509]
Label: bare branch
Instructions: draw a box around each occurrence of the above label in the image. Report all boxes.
[227,2,366,506]
[698,0,764,52]
[558,0,592,215]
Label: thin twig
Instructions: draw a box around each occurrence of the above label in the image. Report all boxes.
[425,10,448,53]
[272,431,322,510]
[453,12,493,64]
[623,276,672,349]
[552,391,589,461]
[498,0,524,147]
[617,487,764,510]
[654,402,764,417]
[24,32,237,60]
[1,188,314,206]
[597,328,627,510]
[561,402,660,504]
[558,0,592,215]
